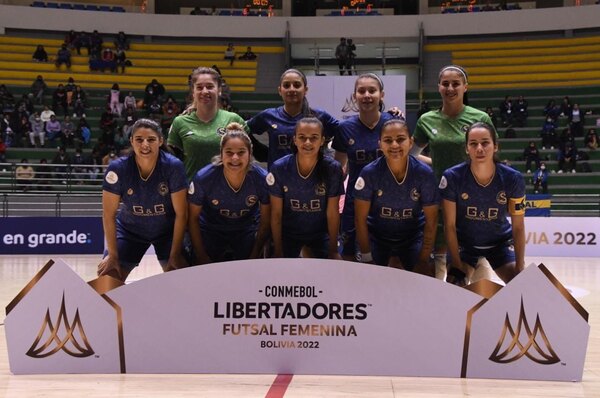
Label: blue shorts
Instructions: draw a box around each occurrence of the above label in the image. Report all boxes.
[201,228,256,262]
[104,233,172,272]
[371,235,422,270]
[450,240,516,270]
[283,234,329,259]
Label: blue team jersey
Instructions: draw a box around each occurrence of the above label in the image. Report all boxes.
[102,151,188,242]
[247,106,339,169]
[332,112,396,200]
[188,163,269,234]
[267,154,344,240]
[354,156,440,242]
[440,162,526,248]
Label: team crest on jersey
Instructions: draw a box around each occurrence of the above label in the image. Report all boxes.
[188,182,195,195]
[348,138,355,146]
[266,172,275,186]
[246,195,258,206]
[461,193,469,200]
[497,191,507,205]
[354,177,365,191]
[183,131,195,137]
[431,128,438,135]
[461,125,469,133]
[283,186,288,193]
[271,124,278,129]
[158,182,169,196]
[377,189,383,197]
[438,176,447,189]
[315,183,326,196]
[105,171,118,184]
[217,127,227,136]
[127,188,134,196]
[410,188,420,201]
[212,199,219,205]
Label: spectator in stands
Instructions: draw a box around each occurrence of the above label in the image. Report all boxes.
[52,84,68,115]
[15,159,35,192]
[40,105,55,126]
[76,117,92,146]
[346,38,356,75]
[124,91,137,113]
[113,127,129,153]
[522,141,541,173]
[64,30,78,50]
[585,128,598,150]
[144,79,165,109]
[102,148,118,166]
[30,75,47,105]
[100,105,117,146]
[514,95,528,127]
[28,111,44,147]
[61,115,75,147]
[45,114,62,145]
[559,127,576,149]
[16,115,31,148]
[543,99,560,127]
[220,78,231,106]
[504,127,516,139]
[0,85,15,113]
[108,83,123,115]
[90,30,103,54]
[52,146,71,184]
[17,93,34,115]
[0,137,6,164]
[101,47,117,72]
[161,95,180,132]
[121,116,135,142]
[115,47,128,73]
[147,99,163,124]
[13,100,29,124]
[85,148,103,182]
[224,43,235,66]
[417,101,431,119]
[1,112,15,147]
[55,44,72,69]
[71,148,87,183]
[560,96,572,118]
[114,31,129,50]
[72,85,87,118]
[65,77,76,108]
[533,162,549,194]
[499,95,513,126]
[569,103,584,137]
[540,116,557,150]
[238,46,257,60]
[75,31,91,55]
[335,37,349,75]
[485,106,498,128]
[32,45,48,62]
[557,142,577,173]
[36,158,50,189]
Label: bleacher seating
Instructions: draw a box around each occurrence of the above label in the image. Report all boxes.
[29,2,126,12]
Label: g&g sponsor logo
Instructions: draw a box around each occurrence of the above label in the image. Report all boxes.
[214,285,370,349]
[2,230,91,248]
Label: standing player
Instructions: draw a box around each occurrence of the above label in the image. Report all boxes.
[267,117,344,259]
[332,73,399,261]
[440,122,525,286]
[187,123,270,264]
[98,119,188,281]
[354,119,439,274]
[247,68,339,169]
[412,65,494,280]
[168,66,247,180]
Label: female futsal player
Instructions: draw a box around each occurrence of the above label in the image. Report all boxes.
[353,119,439,274]
[440,122,525,286]
[98,118,188,281]
[187,122,270,264]
[267,117,344,259]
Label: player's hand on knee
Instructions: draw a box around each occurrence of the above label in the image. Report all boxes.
[97,255,122,279]
[446,266,468,287]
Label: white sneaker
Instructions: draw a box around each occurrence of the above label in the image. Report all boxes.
[551,146,554,150]
[73,113,77,118]
[572,169,576,173]
[527,170,531,173]
[558,170,563,173]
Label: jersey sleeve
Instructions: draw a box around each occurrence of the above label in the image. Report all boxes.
[438,169,457,202]
[167,157,188,193]
[331,126,348,153]
[253,165,271,205]
[266,166,284,198]
[327,160,345,197]
[413,116,430,147]
[420,168,441,207]
[352,168,374,202]
[167,116,183,149]
[318,110,340,140]
[507,170,526,216]
[102,160,124,196]
[187,171,207,206]
[246,111,267,135]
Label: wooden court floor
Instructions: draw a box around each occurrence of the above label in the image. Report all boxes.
[1,254,599,398]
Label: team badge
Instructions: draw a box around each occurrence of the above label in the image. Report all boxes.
[410,188,420,201]
[461,193,469,200]
[438,176,447,189]
[431,128,438,135]
[188,182,195,195]
[354,177,365,191]
[217,127,227,136]
[212,199,219,206]
[266,172,275,186]
[283,186,288,193]
[158,182,169,196]
[461,125,469,133]
[127,188,133,196]
[315,183,326,196]
[183,130,194,137]
[377,190,383,197]
[246,195,258,206]
[348,138,355,146]
[497,191,507,205]
[105,171,118,184]
[271,124,278,129]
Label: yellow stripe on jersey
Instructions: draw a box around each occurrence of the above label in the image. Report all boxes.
[509,196,526,216]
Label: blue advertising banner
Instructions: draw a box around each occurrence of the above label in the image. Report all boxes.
[524,194,551,217]
[0,217,103,254]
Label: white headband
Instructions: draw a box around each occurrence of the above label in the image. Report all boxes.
[439,66,468,83]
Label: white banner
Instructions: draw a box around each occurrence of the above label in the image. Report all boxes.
[524,217,599,257]
[306,75,406,121]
